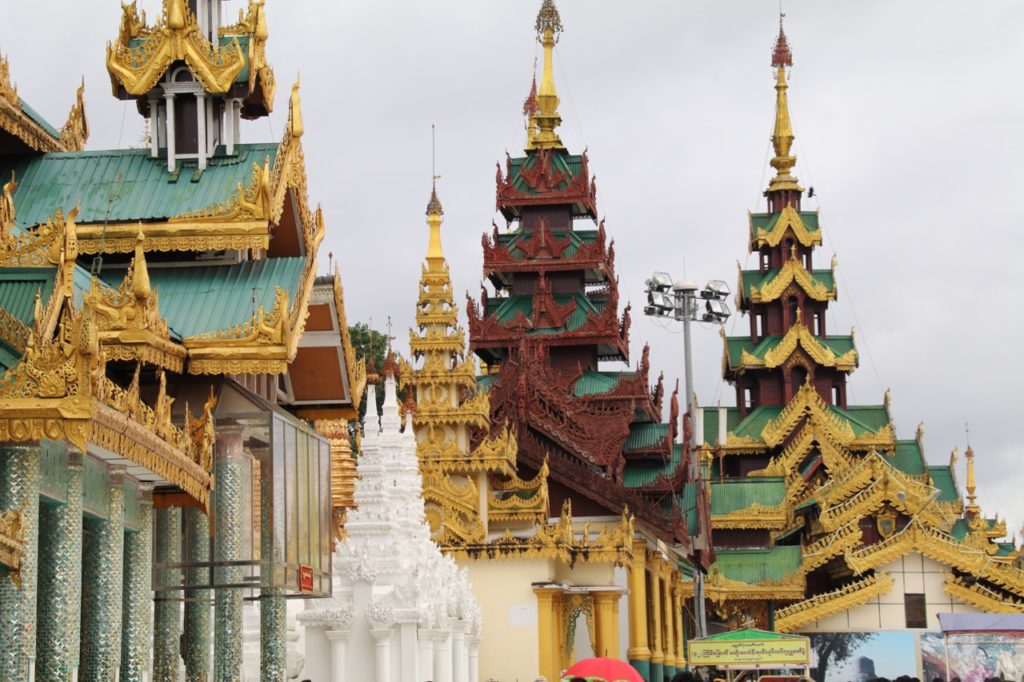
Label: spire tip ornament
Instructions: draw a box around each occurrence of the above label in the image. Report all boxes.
[530,0,565,150]
[766,13,802,200]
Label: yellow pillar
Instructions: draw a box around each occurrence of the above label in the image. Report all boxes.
[674,587,687,667]
[535,587,560,682]
[663,569,676,672]
[650,560,664,668]
[627,541,651,666]
[592,590,621,660]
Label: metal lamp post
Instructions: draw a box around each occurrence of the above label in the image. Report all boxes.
[643,272,732,639]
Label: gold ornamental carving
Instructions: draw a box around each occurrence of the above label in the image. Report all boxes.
[737,322,857,373]
[0,509,25,581]
[749,206,822,251]
[746,255,837,305]
[0,55,85,153]
[943,575,1024,614]
[774,573,894,633]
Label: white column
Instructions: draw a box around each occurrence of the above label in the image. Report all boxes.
[164,92,176,172]
[148,96,159,157]
[196,91,207,170]
[326,630,350,681]
[468,637,480,682]
[418,629,435,682]
[399,622,419,682]
[435,628,453,682]
[224,98,235,156]
[371,629,392,682]
[452,623,468,682]
[232,99,241,147]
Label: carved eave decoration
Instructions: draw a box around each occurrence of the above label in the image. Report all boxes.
[744,255,837,306]
[106,0,246,98]
[496,148,597,218]
[483,219,612,276]
[0,310,214,510]
[943,575,1024,614]
[704,567,806,604]
[0,56,88,154]
[488,457,550,524]
[84,236,186,373]
[712,502,791,530]
[330,269,366,407]
[773,573,894,633]
[802,522,863,573]
[749,206,822,251]
[218,0,276,117]
[184,285,292,375]
[0,307,30,355]
[0,510,25,580]
[417,421,516,476]
[844,519,1024,598]
[444,501,634,568]
[423,471,486,545]
[762,381,869,449]
[733,323,858,374]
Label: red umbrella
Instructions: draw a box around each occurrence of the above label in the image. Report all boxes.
[561,657,645,682]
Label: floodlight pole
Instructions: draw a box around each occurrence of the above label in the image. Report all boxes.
[674,283,698,479]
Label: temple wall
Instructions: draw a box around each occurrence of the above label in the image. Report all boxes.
[800,553,984,632]
[466,558,553,681]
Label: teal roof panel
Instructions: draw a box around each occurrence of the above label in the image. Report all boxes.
[625,422,669,451]
[1,143,278,227]
[18,98,61,139]
[136,257,305,338]
[889,439,927,476]
[0,267,56,326]
[928,465,960,503]
[711,478,786,516]
[714,546,803,584]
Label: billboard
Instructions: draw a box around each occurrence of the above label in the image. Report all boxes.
[807,632,918,682]
[921,631,1024,682]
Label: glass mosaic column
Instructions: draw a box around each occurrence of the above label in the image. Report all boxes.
[79,467,126,681]
[184,507,211,681]
[0,444,40,680]
[121,486,153,682]
[35,448,84,681]
[258,444,286,682]
[214,426,245,680]
[153,506,182,682]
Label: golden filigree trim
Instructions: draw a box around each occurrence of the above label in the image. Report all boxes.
[705,567,806,603]
[774,573,893,633]
[749,206,822,251]
[0,307,30,353]
[746,253,837,305]
[737,323,857,372]
[712,502,790,529]
[0,509,24,576]
[489,458,549,523]
[802,522,863,573]
[106,0,245,96]
[75,227,268,256]
[943,575,1024,614]
[0,55,83,153]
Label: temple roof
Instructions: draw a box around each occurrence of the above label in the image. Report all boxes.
[724,331,856,370]
[0,144,277,227]
[486,292,604,334]
[710,478,786,516]
[572,369,635,397]
[714,545,803,584]
[494,226,600,258]
[622,442,682,488]
[108,256,304,338]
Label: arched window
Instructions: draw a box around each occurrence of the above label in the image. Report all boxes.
[790,365,808,390]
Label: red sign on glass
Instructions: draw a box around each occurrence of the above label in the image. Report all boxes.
[299,565,314,593]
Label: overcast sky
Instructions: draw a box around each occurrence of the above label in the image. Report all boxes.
[3,1,1022,542]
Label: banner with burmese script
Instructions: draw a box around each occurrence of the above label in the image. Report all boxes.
[689,630,811,669]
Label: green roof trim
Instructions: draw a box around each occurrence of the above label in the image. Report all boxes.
[129,257,305,338]
[702,408,720,446]
[2,144,278,228]
[928,465,960,503]
[730,405,783,441]
[749,211,821,239]
[573,369,626,397]
[497,227,599,260]
[694,628,807,642]
[18,98,61,139]
[834,404,890,435]
[888,439,927,476]
[714,546,803,584]
[0,267,56,326]
[711,478,786,516]
[625,422,669,451]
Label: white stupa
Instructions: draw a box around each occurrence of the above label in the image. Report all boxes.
[299,369,482,682]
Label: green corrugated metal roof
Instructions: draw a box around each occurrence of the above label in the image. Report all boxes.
[679,479,699,536]
[695,628,806,642]
[749,211,821,237]
[507,150,585,195]
[18,98,61,139]
[625,422,669,451]
[888,439,927,476]
[726,333,856,367]
[486,292,603,335]
[740,268,834,299]
[623,443,681,488]
[835,405,890,434]
[0,267,56,325]
[714,546,803,584]
[730,405,782,441]
[928,465,960,502]
[710,478,785,516]
[127,257,305,338]
[499,227,599,260]
[2,143,278,227]
[573,369,625,397]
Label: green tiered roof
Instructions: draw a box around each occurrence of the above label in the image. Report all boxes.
[0,144,278,227]
[749,210,820,240]
[739,268,835,299]
[623,443,682,489]
[711,478,786,516]
[505,150,587,196]
[714,545,803,584]
[889,439,927,476]
[928,465,960,502]
[496,228,600,259]
[624,423,670,451]
[724,334,856,367]
[486,292,605,334]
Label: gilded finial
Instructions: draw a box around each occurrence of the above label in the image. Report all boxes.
[132,231,151,301]
[523,72,540,149]
[965,442,979,515]
[531,0,565,150]
[289,78,304,139]
[767,14,802,195]
[166,0,188,31]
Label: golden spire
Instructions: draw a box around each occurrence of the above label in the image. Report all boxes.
[523,72,540,149]
[965,443,979,516]
[166,0,187,31]
[767,15,802,194]
[425,181,445,272]
[531,0,565,150]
